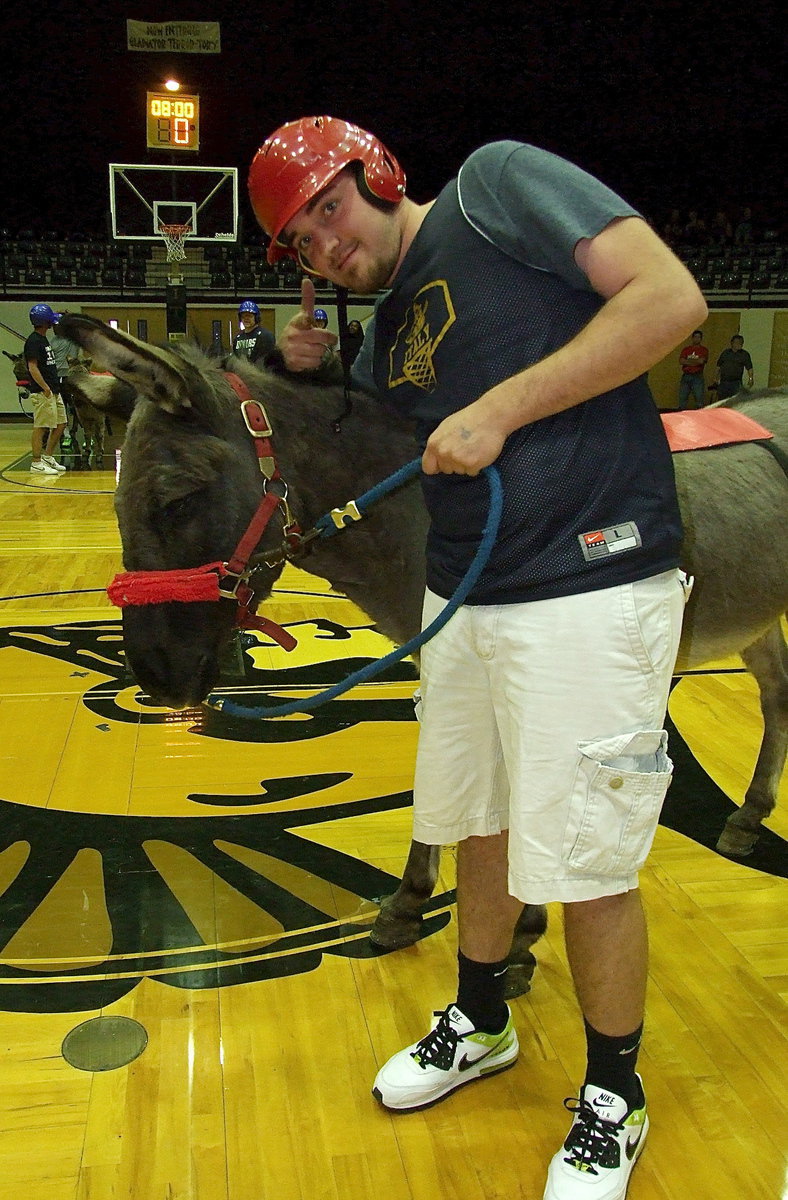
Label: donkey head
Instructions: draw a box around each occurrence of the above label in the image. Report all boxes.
[60,314,286,708]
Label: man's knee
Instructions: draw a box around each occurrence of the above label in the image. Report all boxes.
[565,888,641,916]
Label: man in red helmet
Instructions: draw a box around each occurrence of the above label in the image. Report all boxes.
[249,117,707,1200]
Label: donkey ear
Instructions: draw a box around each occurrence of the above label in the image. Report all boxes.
[57,313,200,415]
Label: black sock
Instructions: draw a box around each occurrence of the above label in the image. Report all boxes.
[583,1018,644,1111]
[455,951,509,1033]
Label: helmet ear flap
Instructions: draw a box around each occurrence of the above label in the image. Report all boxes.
[353,162,400,213]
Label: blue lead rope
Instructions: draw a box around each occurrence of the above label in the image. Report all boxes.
[314,457,424,538]
[208,463,503,721]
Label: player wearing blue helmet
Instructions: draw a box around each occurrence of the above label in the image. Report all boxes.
[25,303,67,474]
[232,300,276,364]
[29,303,58,327]
[313,308,329,328]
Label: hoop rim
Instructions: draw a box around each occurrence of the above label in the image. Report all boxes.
[158,222,193,235]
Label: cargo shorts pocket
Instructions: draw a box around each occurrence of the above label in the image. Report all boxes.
[562,730,673,876]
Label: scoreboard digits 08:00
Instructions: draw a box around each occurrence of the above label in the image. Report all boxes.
[146,92,200,152]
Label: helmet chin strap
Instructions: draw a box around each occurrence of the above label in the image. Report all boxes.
[331,284,353,434]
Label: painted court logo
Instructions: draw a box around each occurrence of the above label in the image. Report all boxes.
[0,616,452,1014]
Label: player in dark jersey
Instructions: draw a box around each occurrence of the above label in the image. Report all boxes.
[249,118,707,1200]
[24,303,67,475]
[231,300,276,364]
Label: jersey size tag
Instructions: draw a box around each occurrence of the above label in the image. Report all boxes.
[578,522,642,562]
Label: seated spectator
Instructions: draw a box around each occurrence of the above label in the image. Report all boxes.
[683,211,708,247]
[734,207,754,244]
[662,209,683,247]
[709,210,733,245]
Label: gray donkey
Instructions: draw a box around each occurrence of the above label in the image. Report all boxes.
[60,358,108,463]
[60,314,788,996]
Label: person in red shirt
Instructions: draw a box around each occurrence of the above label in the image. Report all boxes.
[677,329,709,408]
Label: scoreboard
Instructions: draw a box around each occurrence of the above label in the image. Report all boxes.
[146,92,200,152]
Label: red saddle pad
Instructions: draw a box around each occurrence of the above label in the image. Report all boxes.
[661,407,773,453]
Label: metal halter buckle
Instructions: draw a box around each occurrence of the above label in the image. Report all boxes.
[216,567,247,600]
[240,399,273,438]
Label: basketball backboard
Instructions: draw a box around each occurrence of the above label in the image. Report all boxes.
[109,163,238,242]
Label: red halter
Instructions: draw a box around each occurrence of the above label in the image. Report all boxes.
[107,372,298,652]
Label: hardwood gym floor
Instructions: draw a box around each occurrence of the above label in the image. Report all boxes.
[0,424,785,1200]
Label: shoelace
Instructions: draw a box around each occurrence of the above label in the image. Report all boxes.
[562,1097,624,1171]
[412,1011,462,1071]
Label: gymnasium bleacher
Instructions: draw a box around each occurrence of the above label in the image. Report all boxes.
[0,226,333,298]
[2,215,786,305]
[674,240,788,302]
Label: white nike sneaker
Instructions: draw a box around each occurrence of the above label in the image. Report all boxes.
[30,459,58,475]
[543,1078,648,1200]
[42,455,66,472]
[372,1003,518,1112]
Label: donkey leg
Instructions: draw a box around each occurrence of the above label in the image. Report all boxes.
[505,903,548,998]
[717,623,788,856]
[88,422,101,464]
[370,840,440,949]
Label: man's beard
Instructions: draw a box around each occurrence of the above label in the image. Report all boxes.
[335,232,401,294]
[343,256,395,294]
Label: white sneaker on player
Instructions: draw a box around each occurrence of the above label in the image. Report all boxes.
[543,1078,648,1200]
[42,455,66,472]
[372,1003,518,1112]
[30,459,58,475]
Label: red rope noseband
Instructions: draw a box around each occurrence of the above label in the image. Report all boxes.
[108,562,227,607]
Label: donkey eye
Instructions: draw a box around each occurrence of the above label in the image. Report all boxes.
[160,496,195,523]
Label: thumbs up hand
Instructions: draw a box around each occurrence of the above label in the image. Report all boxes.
[277,277,338,371]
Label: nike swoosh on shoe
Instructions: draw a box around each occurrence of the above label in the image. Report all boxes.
[457,1037,510,1073]
[625,1128,645,1160]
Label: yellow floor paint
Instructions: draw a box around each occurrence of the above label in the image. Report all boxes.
[0,420,785,1200]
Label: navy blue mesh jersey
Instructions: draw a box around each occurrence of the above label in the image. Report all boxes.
[352,142,683,604]
[232,325,276,363]
[23,331,59,395]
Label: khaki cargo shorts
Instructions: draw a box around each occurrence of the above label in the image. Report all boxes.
[32,391,67,429]
[412,570,690,905]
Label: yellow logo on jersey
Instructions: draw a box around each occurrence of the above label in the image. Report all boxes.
[388,280,456,393]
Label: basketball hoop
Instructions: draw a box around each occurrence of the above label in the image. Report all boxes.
[158,222,192,262]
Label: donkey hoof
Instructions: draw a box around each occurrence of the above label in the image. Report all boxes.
[370,906,423,950]
[504,953,537,999]
[716,823,757,857]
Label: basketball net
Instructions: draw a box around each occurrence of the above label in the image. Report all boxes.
[158,222,192,262]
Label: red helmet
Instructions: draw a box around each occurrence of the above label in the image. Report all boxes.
[248,116,406,265]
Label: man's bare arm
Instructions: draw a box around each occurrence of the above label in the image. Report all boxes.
[27,361,52,396]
